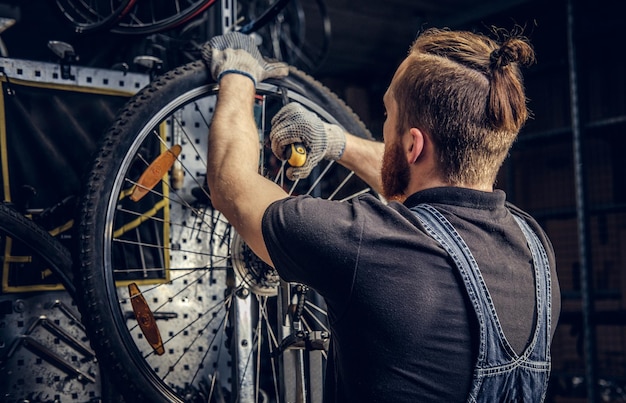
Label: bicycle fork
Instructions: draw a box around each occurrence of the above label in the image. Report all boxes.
[277,283,329,403]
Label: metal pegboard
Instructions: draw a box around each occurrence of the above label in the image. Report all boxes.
[0,56,147,401]
[0,291,106,402]
[127,94,233,394]
[0,57,150,93]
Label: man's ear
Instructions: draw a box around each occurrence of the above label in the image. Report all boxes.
[406,127,424,164]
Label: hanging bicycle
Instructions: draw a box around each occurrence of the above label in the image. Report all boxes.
[54,0,331,74]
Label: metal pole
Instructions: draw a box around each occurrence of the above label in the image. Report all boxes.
[566,0,597,401]
[221,0,237,33]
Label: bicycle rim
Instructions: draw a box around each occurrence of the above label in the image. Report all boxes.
[78,61,373,402]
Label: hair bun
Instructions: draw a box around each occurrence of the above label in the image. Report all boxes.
[489,38,535,69]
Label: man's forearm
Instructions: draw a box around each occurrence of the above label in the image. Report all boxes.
[206,75,259,216]
[338,134,384,195]
[206,74,287,264]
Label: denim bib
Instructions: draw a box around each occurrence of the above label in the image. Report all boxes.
[411,204,552,403]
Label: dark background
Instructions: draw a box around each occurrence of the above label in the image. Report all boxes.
[0,0,574,123]
[1,0,625,402]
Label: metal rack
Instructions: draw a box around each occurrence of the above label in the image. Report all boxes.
[0,57,149,401]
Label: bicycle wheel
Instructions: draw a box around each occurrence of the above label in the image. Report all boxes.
[242,0,332,73]
[55,0,137,34]
[0,202,129,402]
[0,202,76,299]
[77,60,374,402]
[110,0,218,35]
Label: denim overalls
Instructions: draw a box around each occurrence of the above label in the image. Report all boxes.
[411,203,552,403]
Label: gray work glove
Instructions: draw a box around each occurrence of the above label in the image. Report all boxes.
[201,32,288,85]
[270,102,346,180]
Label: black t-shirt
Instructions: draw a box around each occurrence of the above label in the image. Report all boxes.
[262,187,560,403]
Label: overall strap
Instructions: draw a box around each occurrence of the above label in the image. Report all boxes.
[409,203,552,364]
[510,213,553,359]
[410,203,494,364]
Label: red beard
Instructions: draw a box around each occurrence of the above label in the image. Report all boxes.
[381,138,410,202]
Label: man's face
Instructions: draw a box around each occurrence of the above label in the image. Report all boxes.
[381,88,410,201]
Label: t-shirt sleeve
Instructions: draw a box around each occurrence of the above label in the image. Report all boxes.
[261,195,369,301]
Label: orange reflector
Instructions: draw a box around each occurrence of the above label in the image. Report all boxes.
[128,282,165,355]
[130,144,182,202]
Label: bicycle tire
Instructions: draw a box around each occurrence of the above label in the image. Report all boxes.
[0,202,76,299]
[110,0,218,35]
[77,60,374,402]
[0,202,130,402]
[55,0,137,34]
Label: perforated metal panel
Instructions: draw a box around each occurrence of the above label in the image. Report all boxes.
[0,291,104,402]
[0,57,150,401]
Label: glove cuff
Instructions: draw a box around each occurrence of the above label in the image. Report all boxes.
[211,48,262,86]
[217,69,257,86]
[324,123,346,160]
